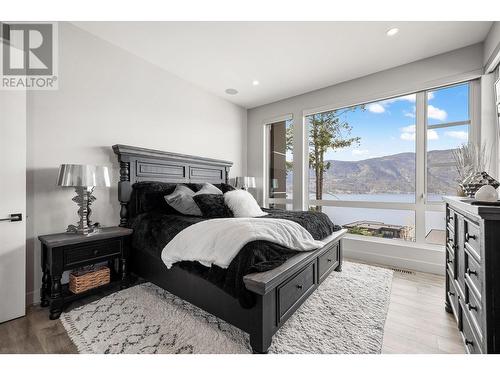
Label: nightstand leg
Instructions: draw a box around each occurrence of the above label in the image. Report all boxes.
[120,257,129,289]
[49,274,63,320]
[40,267,50,307]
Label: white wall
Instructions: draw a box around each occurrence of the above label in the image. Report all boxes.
[484,22,500,71]
[25,22,247,304]
[482,22,500,178]
[247,43,485,274]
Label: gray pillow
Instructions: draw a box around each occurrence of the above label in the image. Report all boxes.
[164,185,202,216]
[193,183,223,196]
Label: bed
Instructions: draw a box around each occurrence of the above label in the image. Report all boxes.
[113,144,347,353]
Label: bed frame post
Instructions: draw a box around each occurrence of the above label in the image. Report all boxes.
[249,292,275,353]
[117,159,132,227]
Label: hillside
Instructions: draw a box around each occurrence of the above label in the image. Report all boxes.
[306,149,458,195]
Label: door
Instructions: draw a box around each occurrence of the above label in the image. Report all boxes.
[0,88,26,323]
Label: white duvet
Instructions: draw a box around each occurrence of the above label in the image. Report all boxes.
[161,218,326,269]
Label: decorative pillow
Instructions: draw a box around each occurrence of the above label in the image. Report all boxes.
[215,183,236,193]
[193,194,233,218]
[164,185,202,216]
[224,190,267,218]
[193,182,223,196]
[131,181,178,216]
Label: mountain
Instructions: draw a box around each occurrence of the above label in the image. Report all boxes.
[306,149,458,195]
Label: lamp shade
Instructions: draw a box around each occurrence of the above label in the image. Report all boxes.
[235,176,256,189]
[57,164,110,187]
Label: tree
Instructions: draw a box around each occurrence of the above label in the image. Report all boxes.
[287,107,363,211]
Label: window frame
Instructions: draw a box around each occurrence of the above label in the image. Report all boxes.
[263,114,294,209]
[300,80,479,245]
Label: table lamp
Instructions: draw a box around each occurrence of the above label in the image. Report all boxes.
[57,164,110,235]
[235,176,256,191]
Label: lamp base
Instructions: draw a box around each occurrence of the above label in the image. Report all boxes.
[66,223,101,235]
[66,186,101,236]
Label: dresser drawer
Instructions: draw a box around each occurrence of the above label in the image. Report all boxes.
[64,239,122,267]
[465,283,483,343]
[447,207,456,231]
[464,219,481,261]
[447,271,459,320]
[318,243,339,282]
[464,251,482,300]
[446,247,455,278]
[462,303,482,354]
[277,262,316,322]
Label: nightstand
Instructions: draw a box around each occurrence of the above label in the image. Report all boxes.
[38,227,133,320]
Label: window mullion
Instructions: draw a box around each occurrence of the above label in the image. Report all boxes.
[415,91,426,243]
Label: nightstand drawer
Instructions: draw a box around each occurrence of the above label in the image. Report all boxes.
[64,239,122,267]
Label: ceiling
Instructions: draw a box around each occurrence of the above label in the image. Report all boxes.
[74,22,492,109]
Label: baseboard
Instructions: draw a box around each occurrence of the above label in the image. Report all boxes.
[343,236,445,275]
[26,289,40,306]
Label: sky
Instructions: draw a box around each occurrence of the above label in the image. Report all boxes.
[305,83,470,161]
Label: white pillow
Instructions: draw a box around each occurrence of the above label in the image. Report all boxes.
[224,190,267,218]
[194,183,223,196]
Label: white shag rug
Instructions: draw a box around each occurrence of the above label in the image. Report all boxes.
[61,262,393,354]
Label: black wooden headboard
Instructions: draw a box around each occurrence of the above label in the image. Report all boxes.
[112,144,233,226]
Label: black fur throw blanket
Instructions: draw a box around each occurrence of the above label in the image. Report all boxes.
[130,208,340,308]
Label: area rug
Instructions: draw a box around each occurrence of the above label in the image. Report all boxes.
[60,261,393,354]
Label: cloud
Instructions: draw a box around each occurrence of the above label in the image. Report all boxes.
[400,132,415,141]
[399,124,439,141]
[428,105,447,121]
[445,130,468,140]
[401,125,416,133]
[427,129,439,140]
[366,94,416,115]
[382,95,416,104]
[400,124,416,141]
[404,107,416,118]
[352,149,370,156]
[427,92,435,100]
[367,103,385,113]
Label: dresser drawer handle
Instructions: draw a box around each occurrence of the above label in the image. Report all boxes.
[447,259,453,264]
[465,233,477,241]
[327,258,332,263]
[93,249,99,256]
[467,303,478,311]
[465,339,474,347]
[296,284,303,290]
[449,291,455,297]
[466,268,478,276]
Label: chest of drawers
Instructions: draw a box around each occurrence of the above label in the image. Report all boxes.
[444,196,500,353]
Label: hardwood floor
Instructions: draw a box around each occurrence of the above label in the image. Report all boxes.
[381,268,464,354]
[0,264,464,354]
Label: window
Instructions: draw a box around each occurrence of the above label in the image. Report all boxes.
[424,83,471,245]
[426,83,470,201]
[307,94,416,204]
[307,93,418,241]
[303,81,476,245]
[267,119,293,209]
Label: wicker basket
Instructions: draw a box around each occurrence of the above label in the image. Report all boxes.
[69,266,110,294]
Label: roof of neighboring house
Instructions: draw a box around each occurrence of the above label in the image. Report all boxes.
[343,220,406,231]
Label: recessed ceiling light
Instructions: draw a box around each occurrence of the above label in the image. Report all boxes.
[252,80,260,86]
[225,88,238,95]
[386,28,399,37]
